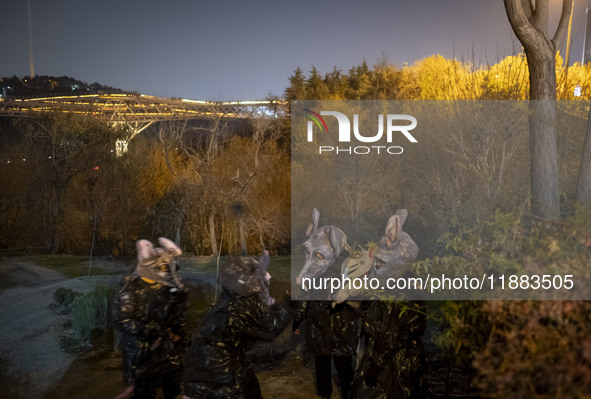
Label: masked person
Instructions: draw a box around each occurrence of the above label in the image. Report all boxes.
[292,299,358,399]
[182,251,290,399]
[293,208,359,399]
[351,300,427,399]
[112,237,188,399]
[349,210,428,399]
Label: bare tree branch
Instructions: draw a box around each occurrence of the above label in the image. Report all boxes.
[552,0,573,50]
[504,0,541,48]
[521,0,534,21]
[532,0,549,34]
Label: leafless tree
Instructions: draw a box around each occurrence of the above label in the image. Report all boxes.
[503,0,573,218]
[154,109,231,255]
[23,113,124,253]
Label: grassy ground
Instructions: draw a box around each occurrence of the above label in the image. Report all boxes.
[16,255,123,278]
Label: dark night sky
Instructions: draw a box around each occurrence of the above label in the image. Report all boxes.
[1,0,589,100]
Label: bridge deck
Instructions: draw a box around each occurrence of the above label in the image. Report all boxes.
[0,93,284,122]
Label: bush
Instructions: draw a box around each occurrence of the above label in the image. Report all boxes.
[420,207,591,396]
[472,300,591,398]
[52,287,82,309]
[71,285,115,343]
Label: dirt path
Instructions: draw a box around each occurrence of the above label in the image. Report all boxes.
[0,257,124,398]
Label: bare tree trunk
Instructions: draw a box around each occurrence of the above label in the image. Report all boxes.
[48,179,67,254]
[87,177,98,275]
[577,104,591,204]
[529,100,560,218]
[525,39,560,219]
[239,217,247,256]
[208,209,218,256]
[503,0,572,219]
[259,228,265,252]
[174,211,182,247]
[48,200,62,254]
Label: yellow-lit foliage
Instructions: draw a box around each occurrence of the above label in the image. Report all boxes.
[414,55,475,100]
[557,61,591,100]
[128,138,178,211]
[287,53,591,101]
[476,54,529,99]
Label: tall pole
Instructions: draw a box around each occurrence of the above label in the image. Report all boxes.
[563,0,574,97]
[584,7,591,65]
[27,0,35,78]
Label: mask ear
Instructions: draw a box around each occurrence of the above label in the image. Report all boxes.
[312,208,320,231]
[306,223,314,237]
[385,215,401,245]
[394,209,408,226]
[158,237,182,256]
[136,240,157,264]
[329,226,348,258]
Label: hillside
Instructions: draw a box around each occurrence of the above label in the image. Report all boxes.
[0,75,124,98]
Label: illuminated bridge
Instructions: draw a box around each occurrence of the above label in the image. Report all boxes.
[0,92,285,137]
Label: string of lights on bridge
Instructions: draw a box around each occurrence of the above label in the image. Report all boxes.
[0,92,286,160]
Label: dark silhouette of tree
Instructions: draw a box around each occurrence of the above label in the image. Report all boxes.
[285,67,306,101]
[0,75,120,97]
[306,66,330,100]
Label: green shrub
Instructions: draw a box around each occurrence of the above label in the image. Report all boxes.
[420,207,591,396]
[71,285,115,343]
[52,287,82,308]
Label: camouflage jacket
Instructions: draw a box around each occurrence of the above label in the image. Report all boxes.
[293,299,360,357]
[112,275,188,381]
[351,300,428,399]
[183,289,289,399]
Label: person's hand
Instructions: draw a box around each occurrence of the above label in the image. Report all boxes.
[182,396,193,399]
[292,320,301,335]
[150,337,162,349]
[169,332,182,342]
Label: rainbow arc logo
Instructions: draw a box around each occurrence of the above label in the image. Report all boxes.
[303,109,328,133]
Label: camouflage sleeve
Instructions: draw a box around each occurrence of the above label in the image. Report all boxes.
[233,296,290,342]
[363,301,397,369]
[167,288,189,344]
[398,301,427,339]
[112,278,146,335]
[292,300,309,323]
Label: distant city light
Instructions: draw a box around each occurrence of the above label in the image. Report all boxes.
[574,85,582,96]
[116,140,129,156]
[182,98,209,104]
